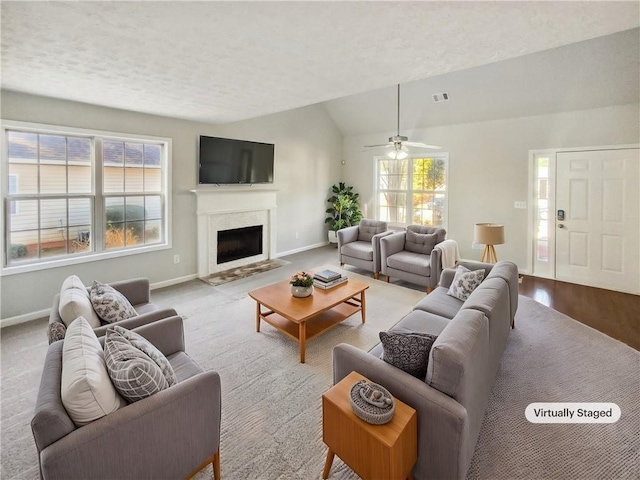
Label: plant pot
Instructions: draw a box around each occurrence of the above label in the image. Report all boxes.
[328,230,338,244]
[291,285,313,298]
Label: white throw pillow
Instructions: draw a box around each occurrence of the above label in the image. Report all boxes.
[58,275,101,328]
[61,317,126,426]
[447,265,485,301]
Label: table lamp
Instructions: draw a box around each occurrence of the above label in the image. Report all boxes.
[474,223,505,263]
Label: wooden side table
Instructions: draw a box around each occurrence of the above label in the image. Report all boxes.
[322,371,417,480]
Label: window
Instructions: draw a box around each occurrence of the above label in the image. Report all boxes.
[376,154,448,228]
[8,174,18,215]
[3,122,170,271]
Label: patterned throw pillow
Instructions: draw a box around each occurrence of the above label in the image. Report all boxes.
[104,327,172,403]
[90,281,138,324]
[447,265,485,301]
[379,331,438,380]
[48,320,67,344]
[110,325,176,387]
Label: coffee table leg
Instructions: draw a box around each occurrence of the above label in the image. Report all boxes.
[255,302,261,332]
[299,322,306,363]
[322,449,335,479]
[361,290,366,324]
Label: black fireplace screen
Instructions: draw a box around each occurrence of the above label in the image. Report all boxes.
[217,225,263,264]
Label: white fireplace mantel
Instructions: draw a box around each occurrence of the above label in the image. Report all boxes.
[192,188,277,277]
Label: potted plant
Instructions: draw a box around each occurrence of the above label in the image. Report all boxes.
[325,182,363,243]
[290,271,314,297]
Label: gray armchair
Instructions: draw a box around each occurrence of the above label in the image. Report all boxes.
[337,219,392,279]
[49,277,178,344]
[380,225,446,292]
[32,315,222,480]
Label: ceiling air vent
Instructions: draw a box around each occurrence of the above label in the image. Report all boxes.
[432,92,450,103]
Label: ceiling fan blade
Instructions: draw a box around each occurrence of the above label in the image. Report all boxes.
[364,143,393,149]
[404,141,442,149]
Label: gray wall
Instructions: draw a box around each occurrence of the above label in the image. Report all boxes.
[342,103,640,271]
[1,90,343,320]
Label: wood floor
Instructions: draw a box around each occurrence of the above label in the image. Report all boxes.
[518,276,640,351]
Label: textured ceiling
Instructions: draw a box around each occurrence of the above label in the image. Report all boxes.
[1,1,639,125]
[324,28,640,136]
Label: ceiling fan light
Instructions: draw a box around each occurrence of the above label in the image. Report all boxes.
[388,148,408,160]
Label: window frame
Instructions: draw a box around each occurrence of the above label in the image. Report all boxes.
[373,152,449,230]
[8,174,18,215]
[1,119,172,276]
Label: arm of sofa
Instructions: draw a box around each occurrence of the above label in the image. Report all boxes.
[31,341,77,454]
[380,232,406,275]
[333,344,469,480]
[109,277,151,306]
[429,248,443,288]
[337,225,359,247]
[440,268,456,289]
[371,230,393,274]
[92,308,179,340]
[39,370,221,480]
[97,315,184,357]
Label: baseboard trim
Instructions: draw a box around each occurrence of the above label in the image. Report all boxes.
[1,308,50,328]
[150,274,198,290]
[275,241,330,258]
[1,274,199,328]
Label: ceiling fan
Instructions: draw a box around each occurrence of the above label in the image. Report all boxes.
[364,84,441,159]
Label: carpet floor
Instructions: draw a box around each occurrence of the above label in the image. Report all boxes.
[1,263,638,479]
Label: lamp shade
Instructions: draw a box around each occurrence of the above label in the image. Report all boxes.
[474,223,505,245]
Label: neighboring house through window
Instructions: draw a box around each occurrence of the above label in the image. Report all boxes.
[3,121,171,271]
[376,154,448,229]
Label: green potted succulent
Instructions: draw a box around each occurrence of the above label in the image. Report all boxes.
[325,182,363,243]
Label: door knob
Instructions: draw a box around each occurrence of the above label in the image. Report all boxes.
[558,224,565,229]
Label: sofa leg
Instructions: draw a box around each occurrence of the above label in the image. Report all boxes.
[374,272,379,280]
[213,448,221,480]
[340,263,344,267]
[426,286,434,294]
[385,276,390,283]
[185,449,220,480]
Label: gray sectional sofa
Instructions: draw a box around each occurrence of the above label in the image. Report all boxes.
[333,261,519,480]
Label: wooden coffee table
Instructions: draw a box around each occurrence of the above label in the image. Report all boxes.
[249,278,368,363]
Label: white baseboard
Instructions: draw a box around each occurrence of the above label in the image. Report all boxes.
[275,241,330,258]
[1,274,199,329]
[150,274,198,290]
[1,307,50,328]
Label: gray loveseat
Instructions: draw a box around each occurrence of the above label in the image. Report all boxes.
[32,316,221,480]
[49,277,178,344]
[333,261,519,480]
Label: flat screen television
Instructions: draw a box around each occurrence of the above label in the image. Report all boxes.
[198,136,274,184]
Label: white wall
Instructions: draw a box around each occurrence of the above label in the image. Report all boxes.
[342,103,640,271]
[1,90,343,320]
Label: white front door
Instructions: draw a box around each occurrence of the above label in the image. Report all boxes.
[555,148,640,293]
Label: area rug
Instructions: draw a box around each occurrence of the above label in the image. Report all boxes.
[200,258,290,286]
[2,269,638,480]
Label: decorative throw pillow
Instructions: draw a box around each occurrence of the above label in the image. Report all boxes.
[405,229,438,255]
[90,281,138,324]
[104,327,172,403]
[48,320,67,344]
[58,275,101,328]
[110,325,176,387]
[379,331,438,380]
[61,317,126,426]
[447,265,485,301]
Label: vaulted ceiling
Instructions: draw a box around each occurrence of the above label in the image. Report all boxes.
[2,1,639,131]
